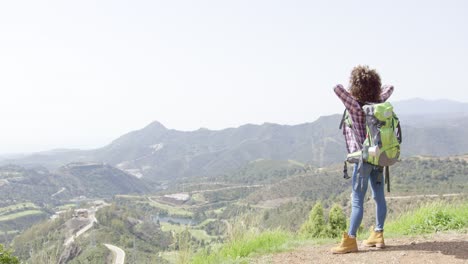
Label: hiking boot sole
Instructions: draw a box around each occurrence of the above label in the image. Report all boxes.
[332,249,359,254]
[363,243,385,249]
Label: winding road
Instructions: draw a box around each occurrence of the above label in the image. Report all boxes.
[64,210,98,246]
[59,201,126,263]
[63,202,109,246]
[104,244,126,264]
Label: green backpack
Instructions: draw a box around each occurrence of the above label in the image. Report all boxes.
[340,102,402,191]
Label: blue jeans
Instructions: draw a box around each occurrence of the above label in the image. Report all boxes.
[348,162,387,236]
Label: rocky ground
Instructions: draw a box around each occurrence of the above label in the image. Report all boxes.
[254,232,468,264]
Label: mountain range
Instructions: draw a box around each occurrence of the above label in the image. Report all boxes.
[2,98,468,183]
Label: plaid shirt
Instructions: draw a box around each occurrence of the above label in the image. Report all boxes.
[334,84,394,154]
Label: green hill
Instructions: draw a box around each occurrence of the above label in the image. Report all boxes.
[0,163,149,204]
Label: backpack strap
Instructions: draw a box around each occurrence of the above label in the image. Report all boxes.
[397,122,402,144]
[343,161,350,179]
[384,166,390,192]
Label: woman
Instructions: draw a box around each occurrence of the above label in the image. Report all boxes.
[332,65,394,254]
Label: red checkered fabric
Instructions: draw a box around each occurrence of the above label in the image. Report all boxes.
[334,84,394,154]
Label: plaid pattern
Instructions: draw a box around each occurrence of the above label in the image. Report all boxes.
[334,84,394,154]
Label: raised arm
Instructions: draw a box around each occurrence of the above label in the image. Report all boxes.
[380,85,394,102]
[333,84,361,114]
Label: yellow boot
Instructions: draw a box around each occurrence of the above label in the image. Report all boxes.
[331,233,358,254]
[363,228,385,248]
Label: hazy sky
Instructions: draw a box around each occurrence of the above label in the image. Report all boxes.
[1,0,467,153]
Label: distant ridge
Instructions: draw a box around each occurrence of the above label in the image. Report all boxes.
[3,98,468,182]
[393,98,468,116]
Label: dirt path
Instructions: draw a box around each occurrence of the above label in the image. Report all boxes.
[254,232,468,264]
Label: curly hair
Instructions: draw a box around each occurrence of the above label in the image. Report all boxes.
[348,65,382,103]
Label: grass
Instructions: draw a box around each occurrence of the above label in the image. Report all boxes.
[160,222,217,241]
[160,251,178,264]
[0,230,19,235]
[385,201,468,236]
[55,203,77,210]
[0,203,39,216]
[115,194,146,200]
[187,200,468,264]
[191,229,294,264]
[192,193,206,203]
[116,194,141,198]
[194,218,217,228]
[0,210,45,221]
[287,159,305,167]
[210,206,226,216]
[146,198,194,217]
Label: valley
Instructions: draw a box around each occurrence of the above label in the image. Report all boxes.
[1,154,467,263]
[1,100,468,263]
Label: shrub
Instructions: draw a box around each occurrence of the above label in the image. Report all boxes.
[0,244,20,264]
[327,204,347,238]
[299,202,326,238]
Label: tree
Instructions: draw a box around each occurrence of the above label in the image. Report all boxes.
[327,203,347,238]
[299,201,325,238]
[176,228,192,264]
[0,244,20,264]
